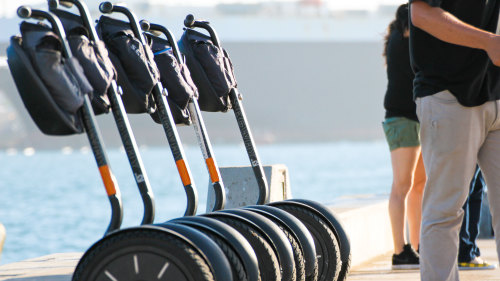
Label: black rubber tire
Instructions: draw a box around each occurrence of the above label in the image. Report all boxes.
[158,223,233,281]
[270,204,341,281]
[248,205,318,281]
[244,206,307,281]
[207,232,247,281]
[204,212,281,281]
[219,209,296,281]
[73,226,214,281]
[287,199,351,281]
[171,216,261,281]
[277,223,305,281]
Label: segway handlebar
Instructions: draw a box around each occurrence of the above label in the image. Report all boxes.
[17,6,72,58]
[139,19,151,33]
[183,14,221,48]
[98,1,113,14]
[17,6,32,19]
[48,0,73,9]
[99,2,146,47]
[183,14,195,28]
[140,20,183,64]
[139,20,164,38]
[48,0,99,42]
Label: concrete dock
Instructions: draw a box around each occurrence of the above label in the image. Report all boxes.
[348,239,499,281]
[0,195,498,281]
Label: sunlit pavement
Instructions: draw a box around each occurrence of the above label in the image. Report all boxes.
[348,239,500,281]
[0,240,497,280]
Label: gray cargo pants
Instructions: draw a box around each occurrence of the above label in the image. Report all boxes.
[416,90,500,281]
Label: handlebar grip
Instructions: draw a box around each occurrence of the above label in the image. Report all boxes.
[60,1,73,8]
[17,6,32,18]
[48,0,58,9]
[184,14,195,28]
[139,19,150,32]
[99,1,113,14]
[49,0,74,9]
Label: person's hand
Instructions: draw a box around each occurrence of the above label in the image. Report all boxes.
[485,35,500,66]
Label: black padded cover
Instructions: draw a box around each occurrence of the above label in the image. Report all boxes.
[179,29,236,112]
[148,34,194,125]
[53,9,115,115]
[96,15,158,114]
[6,22,92,135]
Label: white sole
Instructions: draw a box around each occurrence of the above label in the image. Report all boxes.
[458,264,497,270]
[392,264,420,270]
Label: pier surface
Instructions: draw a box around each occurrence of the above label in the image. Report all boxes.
[348,239,499,281]
[0,195,498,281]
[0,253,79,280]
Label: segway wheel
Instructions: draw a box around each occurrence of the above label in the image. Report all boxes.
[219,209,296,281]
[244,207,306,281]
[171,221,249,281]
[206,214,281,281]
[204,230,248,281]
[276,222,306,281]
[73,227,214,281]
[171,216,260,281]
[271,204,341,281]
[245,205,318,281]
[286,199,351,281]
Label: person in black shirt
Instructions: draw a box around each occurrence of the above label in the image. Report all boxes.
[385,5,491,270]
[409,1,500,280]
[382,3,425,270]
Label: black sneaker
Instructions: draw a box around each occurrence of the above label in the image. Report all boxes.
[392,244,419,270]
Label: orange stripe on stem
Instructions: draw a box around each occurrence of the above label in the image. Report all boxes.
[205,157,220,182]
[176,159,192,186]
[99,165,117,196]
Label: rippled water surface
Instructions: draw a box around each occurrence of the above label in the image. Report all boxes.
[0,140,391,264]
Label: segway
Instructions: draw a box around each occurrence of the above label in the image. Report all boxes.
[86,4,303,281]
[47,0,155,225]
[96,2,199,216]
[180,15,268,204]
[69,3,258,280]
[139,19,226,211]
[137,17,305,281]
[135,20,268,281]
[9,3,233,281]
[7,4,122,235]
[136,18,298,281]
[181,15,351,281]
[151,15,318,281]
[148,17,344,281]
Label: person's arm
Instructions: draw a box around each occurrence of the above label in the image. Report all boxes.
[411,0,500,66]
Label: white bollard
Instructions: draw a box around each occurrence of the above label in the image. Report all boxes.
[206,164,292,212]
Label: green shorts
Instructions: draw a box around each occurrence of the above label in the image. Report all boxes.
[382,117,420,151]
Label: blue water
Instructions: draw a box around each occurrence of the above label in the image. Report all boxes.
[0,140,391,265]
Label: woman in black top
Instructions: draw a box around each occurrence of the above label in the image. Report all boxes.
[382,3,426,269]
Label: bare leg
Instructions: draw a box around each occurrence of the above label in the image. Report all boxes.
[388,146,421,254]
[407,151,426,250]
